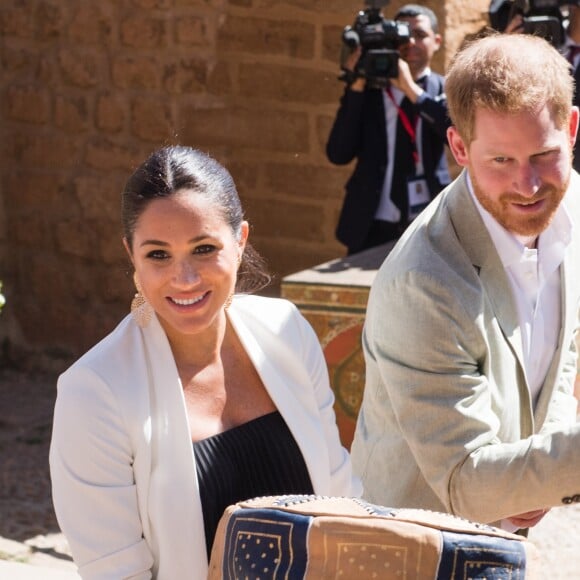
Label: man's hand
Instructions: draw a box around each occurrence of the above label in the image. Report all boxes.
[389,58,424,103]
[342,47,366,92]
[504,13,524,34]
[506,508,549,529]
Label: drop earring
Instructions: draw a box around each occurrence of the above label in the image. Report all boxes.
[131,273,152,328]
[224,253,242,311]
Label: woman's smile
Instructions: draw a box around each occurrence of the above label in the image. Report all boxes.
[168,291,210,308]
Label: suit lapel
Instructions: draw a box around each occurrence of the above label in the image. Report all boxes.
[534,223,580,425]
[533,267,567,426]
[422,72,439,97]
[447,172,528,381]
[376,88,388,165]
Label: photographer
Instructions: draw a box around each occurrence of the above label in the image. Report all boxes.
[326,4,451,256]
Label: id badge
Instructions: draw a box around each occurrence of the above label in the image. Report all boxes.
[407,176,430,220]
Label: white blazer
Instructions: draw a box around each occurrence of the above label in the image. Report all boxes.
[50,295,361,579]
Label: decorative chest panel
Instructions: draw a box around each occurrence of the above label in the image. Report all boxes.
[281,243,394,449]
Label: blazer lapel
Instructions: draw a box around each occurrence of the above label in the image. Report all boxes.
[422,71,438,97]
[447,172,528,386]
[376,88,388,166]
[142,314,208,578]
[534,229,580,427]
[227,305,332,494]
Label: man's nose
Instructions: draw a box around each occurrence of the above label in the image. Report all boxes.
[513,163,541,197]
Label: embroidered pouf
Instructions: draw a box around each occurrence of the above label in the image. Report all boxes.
[208,495,540,579]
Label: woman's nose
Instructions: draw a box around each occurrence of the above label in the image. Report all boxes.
[173,261,201,286]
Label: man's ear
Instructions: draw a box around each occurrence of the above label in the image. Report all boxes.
[569,106,579,148]
[433,33,442,51]
[447,126,469,167]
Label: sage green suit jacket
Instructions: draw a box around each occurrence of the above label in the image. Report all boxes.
[351,170,580,525]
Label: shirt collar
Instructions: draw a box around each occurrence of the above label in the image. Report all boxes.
[416,67,431,84]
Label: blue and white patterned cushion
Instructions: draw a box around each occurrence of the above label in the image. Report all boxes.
[209,495,539,579]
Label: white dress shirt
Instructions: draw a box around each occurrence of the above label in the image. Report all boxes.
[467,174,571,404]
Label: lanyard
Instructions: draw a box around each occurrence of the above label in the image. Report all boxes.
[385,86,419,167]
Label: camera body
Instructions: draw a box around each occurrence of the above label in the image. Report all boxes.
[489,0,580,47]
[341,0,410,87]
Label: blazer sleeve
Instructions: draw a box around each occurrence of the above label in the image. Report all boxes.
[49,366,154,580]
[415,89,451,142]
[289,304,363,498]
[326,88,367,165]
[367,270,580,524]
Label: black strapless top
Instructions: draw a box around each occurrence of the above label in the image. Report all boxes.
[193,410,314,558]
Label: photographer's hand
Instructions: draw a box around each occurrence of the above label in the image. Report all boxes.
[389,58,424,104]
[342,47,366,92]
[504,13,524,34]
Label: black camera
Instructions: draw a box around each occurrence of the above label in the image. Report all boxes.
[489,0,580,47]
[341,0,410,88]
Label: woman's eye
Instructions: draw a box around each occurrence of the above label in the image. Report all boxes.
[146,249,169,260]
[194,244,216,255]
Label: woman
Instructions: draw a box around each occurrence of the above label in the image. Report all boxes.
[49,146,361,579]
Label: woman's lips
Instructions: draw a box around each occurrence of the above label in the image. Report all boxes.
[168,291,210,307]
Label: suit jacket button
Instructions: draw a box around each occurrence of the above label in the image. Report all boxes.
[563,496,573,504]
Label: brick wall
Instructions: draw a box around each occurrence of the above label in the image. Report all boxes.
[0,0,487,362]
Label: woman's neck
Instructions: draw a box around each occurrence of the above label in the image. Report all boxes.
[164,311,229,373]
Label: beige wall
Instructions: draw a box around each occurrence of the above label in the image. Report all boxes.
[0,0,488,362]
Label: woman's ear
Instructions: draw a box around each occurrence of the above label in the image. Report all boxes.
[239,221,249,252]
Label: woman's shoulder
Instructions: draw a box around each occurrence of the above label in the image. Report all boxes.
[230,294,312,339]
[232,294,298,317]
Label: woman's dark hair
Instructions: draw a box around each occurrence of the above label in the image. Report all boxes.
[122,145,271,294]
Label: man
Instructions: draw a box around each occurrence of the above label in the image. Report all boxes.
[326,4,451,256]
[351,33,580,532]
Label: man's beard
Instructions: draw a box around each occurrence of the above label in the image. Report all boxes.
[470,173,568,237]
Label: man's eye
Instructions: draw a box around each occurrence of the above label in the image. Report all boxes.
[493,157,509,164]
[194,245,216,255]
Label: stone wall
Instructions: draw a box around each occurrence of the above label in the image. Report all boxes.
[0,0,488,361]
